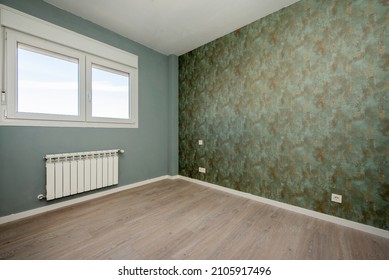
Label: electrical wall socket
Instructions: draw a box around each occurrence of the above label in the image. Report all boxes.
[331,193,342,203]
[199,167,206,173]
[198,140,203,145]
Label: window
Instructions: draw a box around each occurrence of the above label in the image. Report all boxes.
[1,7,138,127]
[91,65,129,119]
[86,56,134,123]
[17,42,81,117]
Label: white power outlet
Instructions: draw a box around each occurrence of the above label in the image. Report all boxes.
[199,167,206,173]
[198,140,203,145]
[331,193,342,203]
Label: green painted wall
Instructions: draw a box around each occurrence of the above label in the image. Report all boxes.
[179,0,389,229]
[0,0,178,217]
[168,55,179,175]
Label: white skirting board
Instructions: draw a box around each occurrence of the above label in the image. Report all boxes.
[0,175,170,225]
[173,175,389,239]
[1,174,388,239]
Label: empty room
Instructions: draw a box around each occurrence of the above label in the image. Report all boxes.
[0,0,388,265]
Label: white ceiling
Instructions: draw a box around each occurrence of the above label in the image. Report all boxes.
[44,0,300,56]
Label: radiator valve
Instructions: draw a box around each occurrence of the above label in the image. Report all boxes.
[37,194,46,200]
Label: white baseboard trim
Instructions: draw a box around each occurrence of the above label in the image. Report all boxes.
[0,175,170,225]
[2,174,388,239]
[175,175,389,239]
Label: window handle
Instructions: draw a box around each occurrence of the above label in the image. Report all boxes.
[1,91,6,105]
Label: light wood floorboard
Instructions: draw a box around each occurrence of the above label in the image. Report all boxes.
[0,179,388,259]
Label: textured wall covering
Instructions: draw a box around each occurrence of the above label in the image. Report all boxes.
[179,0,389,229]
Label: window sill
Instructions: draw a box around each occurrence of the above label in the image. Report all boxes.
[0,118,138,128]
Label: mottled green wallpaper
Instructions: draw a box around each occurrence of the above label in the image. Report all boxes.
[179,0,389,230]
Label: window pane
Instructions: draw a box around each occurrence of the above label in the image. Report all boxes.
[17,44,79,115]
[92,65,130,119]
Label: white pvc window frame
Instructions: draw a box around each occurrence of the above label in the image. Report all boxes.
[86,55,137,124]
[6,29,86,122]
[0,6,138,128]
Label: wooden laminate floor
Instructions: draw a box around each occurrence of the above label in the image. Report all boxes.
[0,179,388,259]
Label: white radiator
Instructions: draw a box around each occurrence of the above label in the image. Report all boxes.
[44,149,122,200]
